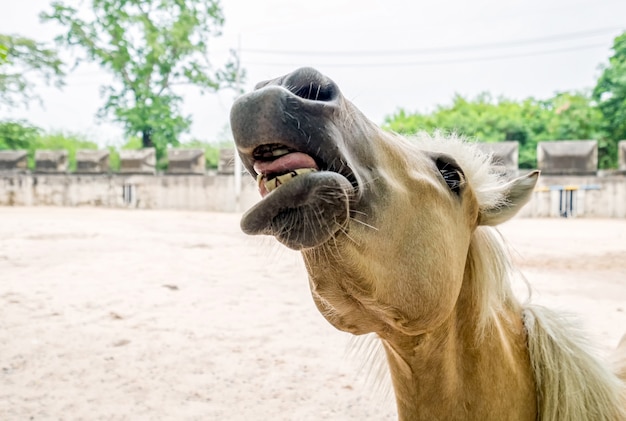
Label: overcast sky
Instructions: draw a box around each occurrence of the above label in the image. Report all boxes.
[1,0,625,146]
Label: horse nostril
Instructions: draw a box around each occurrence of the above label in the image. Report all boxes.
[283,67,339,102]
[291,83,336,101]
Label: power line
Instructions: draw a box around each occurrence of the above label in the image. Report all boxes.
[241,26,622,57]
[244,43,608,68]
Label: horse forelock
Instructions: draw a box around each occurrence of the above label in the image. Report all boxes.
[393,131,510,213]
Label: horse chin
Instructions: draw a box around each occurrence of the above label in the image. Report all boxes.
[240,171,355,250]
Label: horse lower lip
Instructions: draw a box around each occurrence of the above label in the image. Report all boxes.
[241,171,355,250]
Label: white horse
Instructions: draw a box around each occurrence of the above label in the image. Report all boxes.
[230,67,626,420]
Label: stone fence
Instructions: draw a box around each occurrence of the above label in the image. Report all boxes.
[0,147,238,175]
[0,173,259,213]
[0,147,253,212]
[521,173,626,218]
[475,140,626,217]
[0,141,625,217]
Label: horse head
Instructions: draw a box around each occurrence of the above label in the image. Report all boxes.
[230,67,538,338]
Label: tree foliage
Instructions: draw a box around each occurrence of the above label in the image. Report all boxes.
[0,120,98,170]
[384,91,606,168]
[384,30,626,170]
[0,34,64,107]
[0,43,7,64]
[41,0,240,159]
[593,32,626,167]
[0,120,41,151]
[0,119,232,172]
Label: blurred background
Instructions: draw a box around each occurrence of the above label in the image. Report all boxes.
[1,0,626,169]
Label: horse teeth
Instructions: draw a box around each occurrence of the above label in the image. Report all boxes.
[260,147,290,158]
[271,148,290,157]
[264,168,318,193]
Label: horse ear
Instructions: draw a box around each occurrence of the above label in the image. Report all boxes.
[479,170,539,226]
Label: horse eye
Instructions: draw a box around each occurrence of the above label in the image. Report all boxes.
[435,158,463,195]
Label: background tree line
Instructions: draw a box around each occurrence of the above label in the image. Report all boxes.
[0,0,238,170]
[0,119,233,171]
[1,0,625,170]
[384,32,626,169]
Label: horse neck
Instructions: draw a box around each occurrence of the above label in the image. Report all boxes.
[380,275,537,421]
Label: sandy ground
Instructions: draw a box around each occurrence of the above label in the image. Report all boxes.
[1,207,625,420]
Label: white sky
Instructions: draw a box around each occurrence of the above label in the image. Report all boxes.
[1,0,625,146]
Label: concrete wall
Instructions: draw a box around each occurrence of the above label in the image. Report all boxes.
[1,172,624,218]
[518,173,626,218]
[0,173,259,212]
[537,140,598,175]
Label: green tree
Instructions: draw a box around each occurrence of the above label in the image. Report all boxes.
[384,91,606,169]
[0,120,99,170]
[0,43,7,63]
[0,120,41,150]
[384,94,544,168]
[540,92,603,141]
[0,34,64,107]
[42,0,241,160]
[593,31,626,168]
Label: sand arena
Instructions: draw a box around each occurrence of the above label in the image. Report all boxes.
[1,207,625,420]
